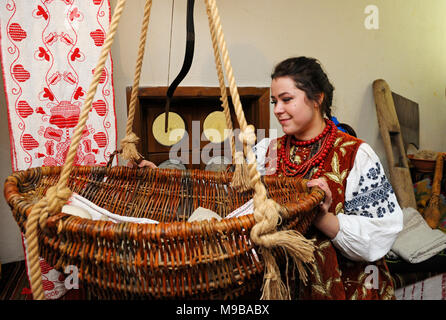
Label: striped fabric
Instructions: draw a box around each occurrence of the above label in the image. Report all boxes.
[395,273,446,300]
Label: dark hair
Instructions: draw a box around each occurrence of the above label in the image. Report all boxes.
[338,123,357,137]
[271,57,334,119]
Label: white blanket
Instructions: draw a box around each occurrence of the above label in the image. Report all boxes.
[390,207,446,263]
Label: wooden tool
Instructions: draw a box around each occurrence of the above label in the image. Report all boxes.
[392,92,419,151]
[423,152,445,229]
[373,79,417,209]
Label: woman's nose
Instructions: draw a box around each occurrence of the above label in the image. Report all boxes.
[273,102,284,115]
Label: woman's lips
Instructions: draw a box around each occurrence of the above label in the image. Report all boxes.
[279,118,291,124]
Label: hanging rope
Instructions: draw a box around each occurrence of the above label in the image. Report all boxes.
[121,0,153,163]
[204,0,315,300]
[24,0,128,300]
[205,3,249,191]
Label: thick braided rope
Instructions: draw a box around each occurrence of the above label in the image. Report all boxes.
[205,0,252,192]
[24,200,47,300]
[205,2,250,190]
[24,0,128,300]
[121,0,153,162]
[205,5,235,162]
[205,0,315,300]
[204,0,247,131]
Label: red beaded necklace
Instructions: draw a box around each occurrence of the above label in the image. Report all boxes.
[277,119,337,178]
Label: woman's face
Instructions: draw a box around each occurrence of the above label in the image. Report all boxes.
[271,76,323,140]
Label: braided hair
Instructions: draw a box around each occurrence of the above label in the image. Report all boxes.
[271,57,334,119]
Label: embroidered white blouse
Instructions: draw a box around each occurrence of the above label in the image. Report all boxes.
[252,138,403,262]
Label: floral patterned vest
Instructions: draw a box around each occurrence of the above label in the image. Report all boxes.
[265,130,395,300]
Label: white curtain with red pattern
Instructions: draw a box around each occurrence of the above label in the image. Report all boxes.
[0,0,116,299]
[0,0,116,171]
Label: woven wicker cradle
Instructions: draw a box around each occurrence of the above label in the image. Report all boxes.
[5,166,323,299]
[3,0,324,300]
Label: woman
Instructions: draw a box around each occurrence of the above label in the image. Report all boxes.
[253,56,403,300]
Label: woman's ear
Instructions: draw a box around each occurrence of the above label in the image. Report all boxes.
[314,92,324,108]
[317,92,324,106]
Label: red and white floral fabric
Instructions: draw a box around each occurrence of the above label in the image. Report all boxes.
[22,236,68,300]
[1,0,116,170]
[1,0,116,299]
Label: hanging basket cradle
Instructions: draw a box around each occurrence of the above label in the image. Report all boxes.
[3,0,324,300]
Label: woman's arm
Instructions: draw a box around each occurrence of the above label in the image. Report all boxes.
[329,143,403,262]
[254,139,403,262]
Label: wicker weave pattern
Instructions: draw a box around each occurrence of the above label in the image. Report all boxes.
[5,166,322,299]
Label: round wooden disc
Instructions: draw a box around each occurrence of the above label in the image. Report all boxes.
[152,112,186,146]
[203,111,230,143]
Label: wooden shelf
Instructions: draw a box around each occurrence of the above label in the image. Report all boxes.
[126,86,270,169]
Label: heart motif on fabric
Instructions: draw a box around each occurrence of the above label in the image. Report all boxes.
[9,23,27,42]
[39,259,53,275]
[35,5,49,20]
[42,280,55,291]
[69,7,81,21]
[90,29,105,46]
[42,87,55,101]
[12,64,30,82]
[93,100,106,116]
[70,48,82,61]
[73,86,84,100]
[36,106,46,115]
[22,134,39,150]
[37,47,50,61]
[49,101,80,129]
[93,132,107,148]
[17,100,33,118]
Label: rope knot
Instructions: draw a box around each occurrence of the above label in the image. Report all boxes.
[39,185,72,229]
[120,132,142,161]
[121,132,140,145]
[46,185,72,211]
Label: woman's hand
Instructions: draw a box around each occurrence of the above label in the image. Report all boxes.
[307,177,332,214]
[307,177,339,239]
[127,159,157,169]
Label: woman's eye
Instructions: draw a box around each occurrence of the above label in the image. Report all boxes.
[271,100,277,105]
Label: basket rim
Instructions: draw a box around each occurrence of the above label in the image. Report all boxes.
[5,165,324,239]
